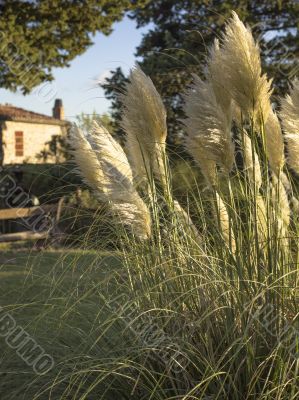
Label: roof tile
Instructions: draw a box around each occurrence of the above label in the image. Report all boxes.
[0,104,67,125]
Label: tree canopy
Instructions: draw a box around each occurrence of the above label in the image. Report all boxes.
[0,0,147,92]
[75,111,113,134]
[103,0,299,143]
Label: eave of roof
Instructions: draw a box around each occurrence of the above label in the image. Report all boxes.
[0,116,69,126]
[0,105,69,126]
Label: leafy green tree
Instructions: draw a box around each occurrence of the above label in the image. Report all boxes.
[101,68,128,142]
[103,0,299,145]
[75,111,114,134]
[0,0,147,93]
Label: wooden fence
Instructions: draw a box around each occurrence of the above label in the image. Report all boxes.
[0,198,64,243]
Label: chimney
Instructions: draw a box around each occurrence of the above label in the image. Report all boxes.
[52,99,64,120]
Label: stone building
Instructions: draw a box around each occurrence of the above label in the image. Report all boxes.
[0,99,68,164]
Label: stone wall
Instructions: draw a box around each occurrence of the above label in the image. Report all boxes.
[2,121,66,164]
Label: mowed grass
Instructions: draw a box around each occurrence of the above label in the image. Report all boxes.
[0,247,121,307]
[0,246,123,399]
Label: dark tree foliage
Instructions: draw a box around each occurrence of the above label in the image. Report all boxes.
[0,0,147,92]
[103,0,299,148]
[101,67,128,143]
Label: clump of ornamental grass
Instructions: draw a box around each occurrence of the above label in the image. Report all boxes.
[1,11,299,400]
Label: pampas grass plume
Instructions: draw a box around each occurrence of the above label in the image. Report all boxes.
[221,11,272,123]
[71,123,151,239]
[271,174,291,239]
[121,65,167,186]
[206,39,232,114]
[265,109,285,175]
[215,192,236,252]
[243,132,262,190]
[280,79,299,175]
[183,74,234,186]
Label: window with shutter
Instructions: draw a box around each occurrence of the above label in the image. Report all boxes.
[15,131,24,157]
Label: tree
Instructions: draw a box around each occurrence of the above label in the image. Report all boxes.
[103,0,299,145]
[101,68,128,143]
[75,111,114,134]
[0,0,147,93]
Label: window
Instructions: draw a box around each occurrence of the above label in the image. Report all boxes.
[15,131,24,157]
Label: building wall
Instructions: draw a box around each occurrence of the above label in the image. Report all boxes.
[2,121,66,164]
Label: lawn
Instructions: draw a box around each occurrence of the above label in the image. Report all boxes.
[0,247,123,400]
[0,247,121,305]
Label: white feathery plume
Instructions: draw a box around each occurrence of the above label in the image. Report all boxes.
[215,192,236,252]
[265,109,285,175]
[280,79,299,175]
[206,38,232,115]
[183,74,235,250]
[185,135,217,186]
[279,171,299,215]
[70,123,151,240]
[121,67,201,240]
[220,11,272,123]
[271,173,290,241]
[280,172,291,194]
[291,196,299,215]
[231,101,243,125]
[121,65,167,186]
[256,194,267,245]
[183,74,235,186]
[243,132,262,190]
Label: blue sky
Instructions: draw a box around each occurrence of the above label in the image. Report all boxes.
[0,17,148,122]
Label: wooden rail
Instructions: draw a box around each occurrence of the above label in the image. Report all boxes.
[0,204,57,221]
[0,230,50,243]
[0,198,65,243]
